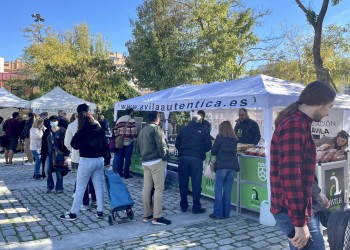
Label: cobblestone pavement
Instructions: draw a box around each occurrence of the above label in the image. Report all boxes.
[0,153,329,250]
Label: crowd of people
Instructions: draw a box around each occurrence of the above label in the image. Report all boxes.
[1,83,350,249]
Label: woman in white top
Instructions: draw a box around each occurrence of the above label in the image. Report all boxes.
[30,118,46,179]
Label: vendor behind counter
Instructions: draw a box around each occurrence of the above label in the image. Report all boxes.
[315,130,349,151]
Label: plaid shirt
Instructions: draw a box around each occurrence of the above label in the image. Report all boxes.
[270,110,316,227]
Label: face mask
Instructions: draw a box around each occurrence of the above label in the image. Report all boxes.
[50,121,58,127]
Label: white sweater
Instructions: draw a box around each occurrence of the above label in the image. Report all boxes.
[64,120,79,163]
[29,127,44,151]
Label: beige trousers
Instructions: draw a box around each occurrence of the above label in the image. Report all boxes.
[142,161,165,219]
[25,138,34,163]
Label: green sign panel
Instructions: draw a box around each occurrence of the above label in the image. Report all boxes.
[240,182,267,212]
[189,175,238,205]
[130,154,143,174]
[240,156,267,184]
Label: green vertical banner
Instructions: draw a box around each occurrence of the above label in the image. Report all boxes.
[240,156,267,184]
[240,182,267,212]
[324,167,345,210]
[130,154,143,174]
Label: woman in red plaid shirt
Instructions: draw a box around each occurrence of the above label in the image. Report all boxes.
[270,81,336,250]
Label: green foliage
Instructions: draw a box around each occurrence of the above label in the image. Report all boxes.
[248,23,350,91]
[16,23,138,112]
[126,0,259,90]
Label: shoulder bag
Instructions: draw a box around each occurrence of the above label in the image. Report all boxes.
[115,117,131,149]
[203,154,215,179]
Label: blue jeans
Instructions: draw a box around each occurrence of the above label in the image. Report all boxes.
[112,152,118,173]
[70,157,104,214]
[273,211,325,250]
[115,142,134,177]
[31,150,41,176]
[178,156,203,212]
[213,169,236,218]
[45,154,63,191]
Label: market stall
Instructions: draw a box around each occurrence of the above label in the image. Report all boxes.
[30,86,97,114]
[114,74,350,218]
[0,87,30,109]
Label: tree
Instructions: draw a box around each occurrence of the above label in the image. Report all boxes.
[248,23,350,91]
[294,0,342,90]
[13,23,138,111]
[126,0,259,90]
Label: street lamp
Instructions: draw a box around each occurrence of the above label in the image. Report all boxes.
[31,14,45,23]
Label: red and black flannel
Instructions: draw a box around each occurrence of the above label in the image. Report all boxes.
[270,110,316,227]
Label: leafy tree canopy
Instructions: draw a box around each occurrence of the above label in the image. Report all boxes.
[126,0,260,90]
[14,23,139,112]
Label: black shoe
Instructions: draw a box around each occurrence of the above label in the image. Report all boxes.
[192,208,206,214]
[60,212,77,221]
[124,175,133,179]
[181,207,189,212]
[209,213,222,220]
[35,175,42,180]
[152,217,171,225]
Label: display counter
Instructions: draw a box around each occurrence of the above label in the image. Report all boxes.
[238,155,267,212]
[315,159,349,210]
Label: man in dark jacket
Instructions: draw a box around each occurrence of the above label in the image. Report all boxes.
[234,108,261,145]
[175,115,212,214]
[3,112,22,165]
[137,111,171,226]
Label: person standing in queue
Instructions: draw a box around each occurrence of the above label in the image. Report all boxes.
[234,108,261,145]
[209,121,239,220]
[175,115,212,214]
[137,111,171,226]
[270,81,336,250]
[113,108,137,179]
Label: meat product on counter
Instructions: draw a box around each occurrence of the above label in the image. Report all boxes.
[317,143,331,151]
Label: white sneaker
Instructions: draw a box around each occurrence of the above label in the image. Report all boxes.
[23,162,34,166]
[80,205,90,211]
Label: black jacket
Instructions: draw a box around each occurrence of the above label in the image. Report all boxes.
[175,121,212,161]
[71,123,111,165]
[234,118,261,145]
[211,135,239,171]
[41,127,70,157]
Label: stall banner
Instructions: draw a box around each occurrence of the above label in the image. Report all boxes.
[239,157,267,184]
[240,182,268,212]
[273,108,343,139]
[130,155,143,174]
[189,176,238,205]
[167,144,178,165]
[311,108,343,140]
[205,109,263,140]
[325,166,345,210]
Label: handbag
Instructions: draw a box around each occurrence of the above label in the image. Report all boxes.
[203,154,215,179]
[115,117,131,149]
[314,204,331,227]
[53,153,69,177]
[108,137,116,150]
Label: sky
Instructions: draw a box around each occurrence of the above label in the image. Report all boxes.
[1,0,349,62]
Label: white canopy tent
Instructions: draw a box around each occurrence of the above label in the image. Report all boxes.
[0,87,30,108]
[115,74,350,209]
[31,86,97,114]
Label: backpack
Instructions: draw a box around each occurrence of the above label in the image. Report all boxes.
[327,203,350,250]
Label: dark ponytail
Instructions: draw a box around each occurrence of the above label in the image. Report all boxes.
[274,81,336,127]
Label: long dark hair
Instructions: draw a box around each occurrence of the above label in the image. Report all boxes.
[77,112,95,130]
[275,81,336,126]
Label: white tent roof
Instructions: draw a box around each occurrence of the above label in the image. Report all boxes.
[0,87,30,108]
[31,86,97,114]
[115,75,350,112]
